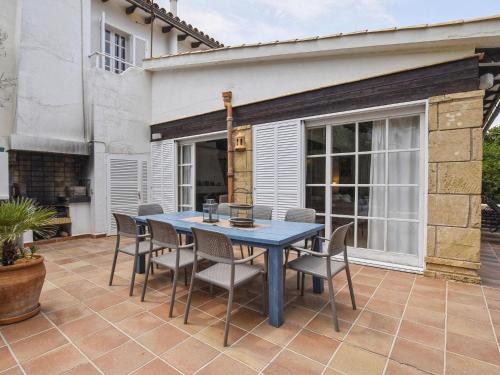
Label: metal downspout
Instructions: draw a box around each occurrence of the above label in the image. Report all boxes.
[223,91,234,203]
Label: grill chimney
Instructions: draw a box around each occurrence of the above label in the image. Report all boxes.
[170,0,177,16]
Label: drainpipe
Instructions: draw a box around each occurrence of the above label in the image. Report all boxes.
[223,91,234,203]
[170,0,178,16]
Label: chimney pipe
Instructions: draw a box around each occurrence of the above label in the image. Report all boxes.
[223,91,234,203]
[170,0,177,16]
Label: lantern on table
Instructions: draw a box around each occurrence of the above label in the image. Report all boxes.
[202,199,219,223]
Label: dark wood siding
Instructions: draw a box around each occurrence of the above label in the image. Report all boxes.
[151,56,479,140]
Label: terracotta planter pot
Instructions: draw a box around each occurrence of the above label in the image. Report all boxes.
[0,256,46,325]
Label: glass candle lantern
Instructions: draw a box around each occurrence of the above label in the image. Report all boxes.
[202,199,219,223]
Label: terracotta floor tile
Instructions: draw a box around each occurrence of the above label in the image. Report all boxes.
[282,304,317,326]
[1,366,26,375]
[413,277,446,290]
[356,310,399,335]
[365,298,406,318]
[358,266,388,279]
[264,349,324,375]
[10,328,67,363]
[171,308,219,334]
[83,292,126,311]
[22,344,88,375]
[391,337,444,375]
[487,298,500,311]
[198,354,257,375]
[195,321,246,349]
[373,287,409,305]
[483,287,500,301]
[335,289,369,308]
[59,313,110,341]
[100,301,144,323]
[403,306,445,329]
[225,334,281,372]
[149,302,185,321]
[329,343,386,375]
[94,340,154,375]
[351,282,377,297]
[447,331,500,366]
[287,329,340,364]
[228,307,266,331]
[446,351,500,375]
[447,314,496,342]
[407,295,445,314]
[0,315,53,343]
[0,346,16,372]
[46,304,93,326]
[319,301,360,323]
[162,338,219,374]
[177,290,214,307]
[398,320,445,349]
[411,285,446,300]
[306,314,351,340]
[116,311,163,338]
[136,323,188,355]
[385,360,430,374]
[447,301,491,323]
[447,290,486,306]
[64,362,102,375]
[253,320,302,346]
[345,324,394,356]
[447,281,483,296]
[197,298,239,319]
[75,326,128,360]
[131,358,180,375]
[352,274,383,287]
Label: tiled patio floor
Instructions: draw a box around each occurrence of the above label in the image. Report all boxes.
[1,235,500,375]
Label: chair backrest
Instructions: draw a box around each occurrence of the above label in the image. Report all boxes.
[147,219,178,249]
[285,208,316,223]
[327,222,354,256]
[192,227,234,263]
[218,203,231,216]
[113,213,138,238]
[138,203,164,216]
[253,205,273,220]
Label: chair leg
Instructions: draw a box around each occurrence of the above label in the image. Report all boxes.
[141,260,153,302]
[109,249,119,286]
[223,287,234,347]
[169,268,179,318]
[183,268,196,324]
[296,250,301,290]
[345,265,357,310]
[327,278,340,332]
[239,244,244,259]
[130,255,138,296]
[300,273,305,296]
[283,249,290,288]
[184,268,188,286]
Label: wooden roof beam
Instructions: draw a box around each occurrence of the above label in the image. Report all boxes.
[162,25,173,33]
[191,41,202,48]
[145,16,153,24]
[126,5,137,14]
[178,33,188,41]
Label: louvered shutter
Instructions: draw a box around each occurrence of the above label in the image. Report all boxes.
[150,139,176,213]
[108,157,139,233]
[253,120,303,220]
[140,160,148,203]
[162,139,176,212]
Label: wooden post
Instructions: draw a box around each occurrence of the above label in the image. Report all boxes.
[223,91,234,203]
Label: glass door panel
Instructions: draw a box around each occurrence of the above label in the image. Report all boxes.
[178,144,194,211]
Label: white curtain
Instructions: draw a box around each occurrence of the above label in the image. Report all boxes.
[366,116,420,255]
[367,120,385,250]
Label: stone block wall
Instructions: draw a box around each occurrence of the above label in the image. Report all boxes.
[425,90,484,283]
[232,125,253,204]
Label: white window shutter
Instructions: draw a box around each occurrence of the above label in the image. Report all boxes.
[253,120,303,220]
[162,139,176,213]
[133,37,147,67]
[150,139,176,213]
[140,160,149,203]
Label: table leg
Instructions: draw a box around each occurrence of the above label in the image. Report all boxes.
[267,246,284,327]
[312,235,324,294]
[136,254,146,274]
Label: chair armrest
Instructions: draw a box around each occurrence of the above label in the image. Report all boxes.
[234,249,266,264]
[316,236,329,242]
[137,233,151,239]
[289,246,329,258]
[179,243,194,249]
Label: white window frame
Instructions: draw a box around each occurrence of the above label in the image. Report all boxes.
[104,27,129,74]
[303,101,427,272]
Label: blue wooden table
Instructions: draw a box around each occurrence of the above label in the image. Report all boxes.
[135,210,325,327]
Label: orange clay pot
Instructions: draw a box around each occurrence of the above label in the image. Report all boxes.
[0,256,45,325]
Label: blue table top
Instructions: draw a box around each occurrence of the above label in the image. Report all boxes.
[135,210,324,247]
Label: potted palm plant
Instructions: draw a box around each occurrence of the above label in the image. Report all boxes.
[0,198,56,324]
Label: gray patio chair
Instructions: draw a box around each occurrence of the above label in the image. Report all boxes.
[286,222,356,331]
[217,203,231,216]
[246,205,273,261]
[184,227,267,346]
[141,219,194,317]
[283,208,316,290]
[109,213,163,296]
[138,203,164,216]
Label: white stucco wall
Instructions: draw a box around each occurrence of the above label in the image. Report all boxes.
[150,46,474,124]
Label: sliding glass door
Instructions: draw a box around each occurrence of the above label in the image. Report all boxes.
[305,112,424,268]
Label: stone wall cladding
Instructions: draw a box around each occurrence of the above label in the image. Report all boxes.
[425,90,484,283]
[232,125,253,205]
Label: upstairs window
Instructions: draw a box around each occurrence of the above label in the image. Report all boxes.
[104,29,127,73]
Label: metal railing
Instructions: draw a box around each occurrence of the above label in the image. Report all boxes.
[88,51,144,72]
